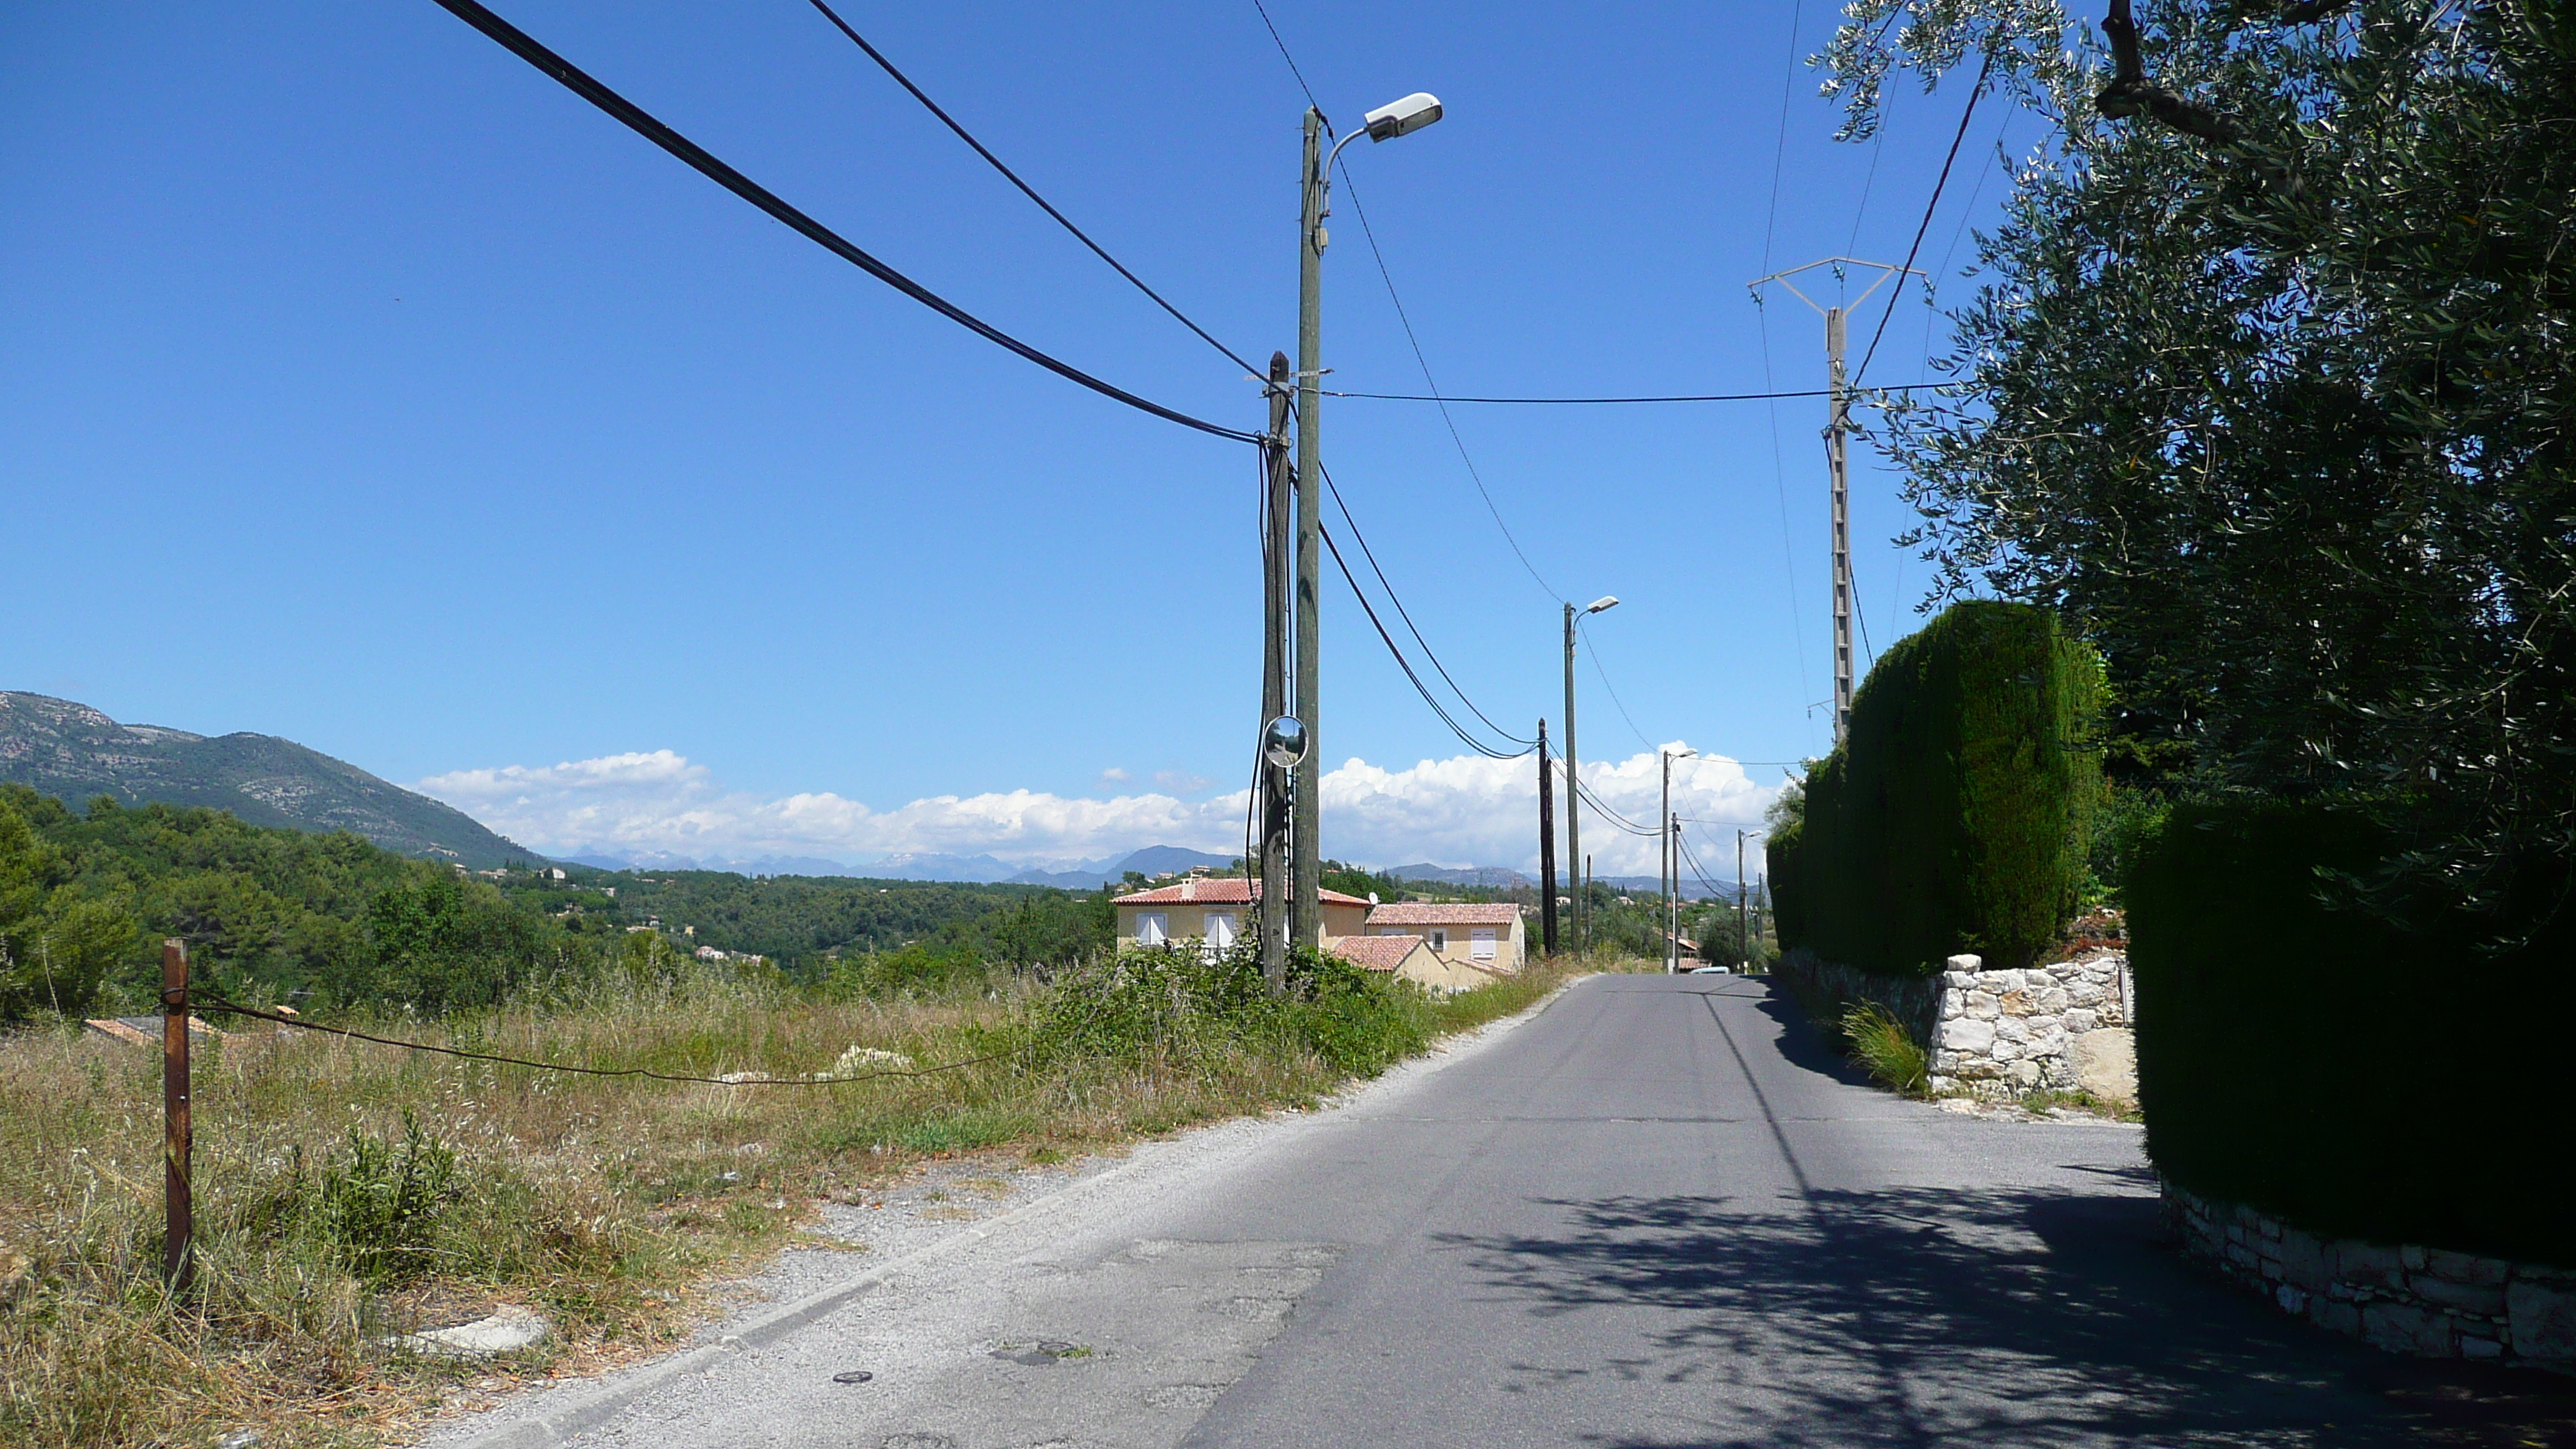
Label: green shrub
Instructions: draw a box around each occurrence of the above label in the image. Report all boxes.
[2129,799,2576,1266]
[265,1111,462,1286]
[1023,944,1429,1077]
[1772,601,2105,975]
[1840,1001,1929,1097]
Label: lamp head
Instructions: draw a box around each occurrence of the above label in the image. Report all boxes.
[1585,595,1619,615]
[1363,93,1444,142]
[1263,715,1310,770]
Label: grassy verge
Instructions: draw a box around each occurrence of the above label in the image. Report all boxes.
[2,948,1594,1448]
[1838,1002,1930,1098]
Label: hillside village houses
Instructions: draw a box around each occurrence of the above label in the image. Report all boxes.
[1112,873,1524,995]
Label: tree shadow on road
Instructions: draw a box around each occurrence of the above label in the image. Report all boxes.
[1429,1186,2576,1447]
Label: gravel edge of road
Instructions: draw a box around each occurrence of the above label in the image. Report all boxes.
[438,973,1598,1449]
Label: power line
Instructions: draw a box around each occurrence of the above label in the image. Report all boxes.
[1242,0,1558,605]
[803,0,1261,377]
[1324,383,1944,404]
[1677,829,1729,897]
[1320,522,1532,761]
[428,0,1258,445]
[1248,0,1329,125]
[1571,776,1662,836]
[1853,53,1992,389]
[1322,464,1535,747]
[1578,615,1660,755]
[1760,0,1816,752]
[1333,173,1560,602]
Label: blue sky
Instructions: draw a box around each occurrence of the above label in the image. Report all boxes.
[1,1,2030,875]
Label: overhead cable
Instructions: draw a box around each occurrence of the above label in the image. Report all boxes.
[1853,52,1993,389]
[1761,0,1817,753]
[1248,0,1330,125]
[1324,382,1944,405]
[427,0,1258,445]
[1334,173,1561,602]
[1321,464,1536,748]
[1320,523,1533,762]
[804,0,1261,377]
[1578,615,1662,755]
[1571,775,1662,837]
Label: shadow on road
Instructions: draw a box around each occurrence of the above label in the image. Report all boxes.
[1431,1186,2576,1447]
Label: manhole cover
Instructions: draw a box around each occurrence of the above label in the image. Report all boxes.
[832,1370,875,1385]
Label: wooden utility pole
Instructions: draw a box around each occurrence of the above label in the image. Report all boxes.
[1536,719,1558,956]
[1747,258,1920,744]
[1292,108,1327,950]
[161,938,194,1293]
[1261,351,1296,992]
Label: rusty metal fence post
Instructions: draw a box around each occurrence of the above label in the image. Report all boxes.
[162,937,194,1293]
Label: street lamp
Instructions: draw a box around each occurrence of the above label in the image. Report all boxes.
[1563,595,1619,955]
[1288,91,1445,951]
[1662,747,1697,973]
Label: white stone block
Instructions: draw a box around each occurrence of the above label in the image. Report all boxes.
[1989,1036,2023,1062]
[1937,1017,1995,1053]
[2038,987,2071,1013]
[2064,1008,2100,1035]
[2071,1028,2137,1105]
[1947,954,1982,972]
[1995,1015,2032,1043]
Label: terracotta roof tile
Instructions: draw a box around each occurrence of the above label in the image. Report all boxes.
[1326,933,1426,972]
[1365,902,1522,927]
[1112,878,1371,908]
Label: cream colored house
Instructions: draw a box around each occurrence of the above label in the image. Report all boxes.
[1328,932,1505,994]
[1112,877,1371,952]
[1362,902,1526,973]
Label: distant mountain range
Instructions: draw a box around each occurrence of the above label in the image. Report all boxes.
[558,843,1241,888]
[0,691,534,868]
[1385,862,1532,889]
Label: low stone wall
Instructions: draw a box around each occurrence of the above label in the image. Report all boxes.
[1929,952,2133,1098]
[1773,946,2136,1101]
[2168,1186,2576,1367]
[1771,946,1944,1043]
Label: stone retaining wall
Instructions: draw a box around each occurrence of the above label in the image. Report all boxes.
[2168,1185,2576,1367]
[1773,946,2136,1101]
[1928,952,2132,1098]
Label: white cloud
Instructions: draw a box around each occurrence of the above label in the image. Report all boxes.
[1095,766,1132,785]
[416,745,1776,879]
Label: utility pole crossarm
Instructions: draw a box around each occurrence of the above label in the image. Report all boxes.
[1745,256,1921,748]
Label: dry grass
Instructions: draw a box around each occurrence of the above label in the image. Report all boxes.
[1840,1001,1931,1098]
[2,957,1584,1448]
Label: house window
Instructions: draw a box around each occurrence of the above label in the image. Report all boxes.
[1204,913,1238,950]
[1427,928,1448,953]
[1470,927,1498,962]
[1136,912,1169,946]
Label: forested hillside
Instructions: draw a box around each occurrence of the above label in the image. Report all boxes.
[0,691,533,868]
[0,785,1110,1020]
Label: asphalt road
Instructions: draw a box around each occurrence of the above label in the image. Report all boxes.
[452,973,2572,1449]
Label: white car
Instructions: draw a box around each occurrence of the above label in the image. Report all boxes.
[1687,964,1732,975]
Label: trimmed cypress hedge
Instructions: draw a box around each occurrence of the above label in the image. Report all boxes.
[2129,800,2575,1266]
[1770,601,2104,976]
